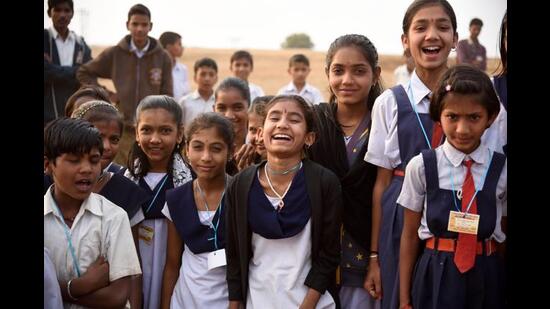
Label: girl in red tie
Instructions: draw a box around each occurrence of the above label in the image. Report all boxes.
[398,64,506,309]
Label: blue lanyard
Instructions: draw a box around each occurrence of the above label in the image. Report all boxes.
[197,177,226,250]
[145,174,169,214]
[51,196,81,277]
[406,82,432,149]
[450,151,492,213]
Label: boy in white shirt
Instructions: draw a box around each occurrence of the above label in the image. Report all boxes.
[179,57,219,130]
[277,54,324,105]
[230,50,264,102]
[44,118,141,309]
[159,31,191,101]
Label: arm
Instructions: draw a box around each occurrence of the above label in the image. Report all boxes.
[160,220,184,309]
[160,50,174,96]
[225,179,244,302]
[129,225,142,309]
[364,167,393,299]
[77,47,115,86]
[399,209,422,309]
[68,276,130,309]
[234,143,257,172]
[303,171,342,301]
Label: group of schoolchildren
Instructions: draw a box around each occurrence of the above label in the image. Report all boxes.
[44,0,508,308]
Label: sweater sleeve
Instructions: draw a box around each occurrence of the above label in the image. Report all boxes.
[77,46,115,86]
[225,176,244,301]
[304,168,342,294]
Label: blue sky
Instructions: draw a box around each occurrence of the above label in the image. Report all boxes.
[44,0,506,57]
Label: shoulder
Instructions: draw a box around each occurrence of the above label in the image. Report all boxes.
[304,159,339,185]
[91,193,128,221]
[406,152,426,173]
[373,88,398,109]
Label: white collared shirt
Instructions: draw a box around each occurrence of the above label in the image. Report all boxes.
[179,90,215,129]
[130,39,150,58]
[397,140,507,242]
[365,70,431,169]
[172,62,191,101]
[49,27,76,66]
[248,82,265,103]
[44,188,142,309]
[277,82,325,105]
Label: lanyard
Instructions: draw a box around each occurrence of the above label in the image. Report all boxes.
[145,174,169,214]
[50,195,81,277]
[406,82,432,149]
[196,177,226,250]
[450,151,492,214]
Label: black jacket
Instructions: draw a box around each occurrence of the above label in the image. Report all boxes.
[225,159,342,304]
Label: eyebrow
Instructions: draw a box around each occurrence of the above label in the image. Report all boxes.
[413,18,452,24]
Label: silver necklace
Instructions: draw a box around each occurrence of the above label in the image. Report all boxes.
[264,162,300,210]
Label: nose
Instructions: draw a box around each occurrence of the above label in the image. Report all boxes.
[150,132,162,143]
[225,109,236,121]
[425,25,438,40]
[342,72,354,85]
[102,137,111,153]
[201,149,212,162]
[456,119,470,134]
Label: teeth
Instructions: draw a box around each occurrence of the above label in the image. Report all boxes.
[424,46,440,51]
[273,134,291,139]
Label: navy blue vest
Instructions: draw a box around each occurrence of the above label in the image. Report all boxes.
[166,181,225,254]
[422,149,506,240]
[139,174,174,219]
[248,166,311,239]
[493,75,507,112]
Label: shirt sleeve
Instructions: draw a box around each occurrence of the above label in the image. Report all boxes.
[365,89,401,169]
[104,208,142,281]
[498,160,507,217]
[397,154,426,212]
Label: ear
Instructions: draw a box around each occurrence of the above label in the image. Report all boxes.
[304,131,316,148]
[452,32,459,49]
[126,21,130,31]
[287,67,292,75]
[177,125,185,144]
[44,156,53,175]
[401,33,409,52]
[135,127,140,142]
[373,66,382,83]
[149,22,153,32]
[325,66,329,78]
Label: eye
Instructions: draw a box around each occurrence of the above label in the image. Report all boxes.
[110,137,120,144]
[331,67,343,75]
[469,114,481,121]
[161,127,173,134]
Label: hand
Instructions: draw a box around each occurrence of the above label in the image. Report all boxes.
[399,303,413,309]
[108,91,119,104]
[44,53,52,63]
[234,143,257,171]
[364,258,382,300]
[80,255,110,293]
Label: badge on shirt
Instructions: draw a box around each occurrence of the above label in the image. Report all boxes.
[447,211,480,235]
[207,248,226,270]
[149,68,162,86]
[138,225,154,245]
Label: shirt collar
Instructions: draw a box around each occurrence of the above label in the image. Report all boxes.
[442,139,489,167]
[49,27,75,42]
[409,70,431,105]
[286,82,310,93]
[130,39,150,54]
[44,187,103,217]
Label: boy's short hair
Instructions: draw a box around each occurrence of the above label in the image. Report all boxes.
[194,57,218,74]
[230,50,253,68]
[469,18,483,27]
[128,4,151,22]
[44,117,104,161]
[48,0,73,13]
[289,54,310,68]
[159,31,181,48]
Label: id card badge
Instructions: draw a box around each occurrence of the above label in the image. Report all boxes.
[138,224,154,245]
[207,249,226,270]
[447,211,480,235]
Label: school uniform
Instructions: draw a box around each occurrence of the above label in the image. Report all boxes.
[44,247,63,309]
[179,90,215,129]
[308,103,379,308]
[161,178,231,308]
[225,159,342,308]
[44,190,142,309]
[106,162,126,174]
[124,153,193,309]
[492,75,508,156]
[277,82,325,105]
[365,72,434,309]
[397,140,506,309]
[172,62,191,102]
[248,82,265,103]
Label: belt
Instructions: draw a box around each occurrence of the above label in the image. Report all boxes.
[393,169,405,177]
[426,237,498,256]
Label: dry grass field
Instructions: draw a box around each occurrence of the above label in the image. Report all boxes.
[92,46,501,102]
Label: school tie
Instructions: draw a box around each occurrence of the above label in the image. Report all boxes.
[428,93,444,148]
[454,159,477,273]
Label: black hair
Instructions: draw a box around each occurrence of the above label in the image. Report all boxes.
[214,77,251,107]
[264,95,317,135]
[65,85,111,117]
[44,117,103,162]
[249,95,274,114]
[194,57,218,74]
[71,100,124,135]
[429,64,500,122]
[128,95,183,178]
[402,0,457,35]
[185,112,235,156]
[230,50,254,68]
[48,0,73,13]
[289,54,310,68]
[127,3,151,21]
[496,11,507,76]
[470,18,483,27]
[158,31,181,48]
[325,34,383,111]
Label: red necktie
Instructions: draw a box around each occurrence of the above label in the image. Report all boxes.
[454,160,477,273]
[431,122,444,149]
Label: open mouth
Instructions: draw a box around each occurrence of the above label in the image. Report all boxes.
[75,179,93,192]
[272,134,292,142]
[422,46,441,55]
